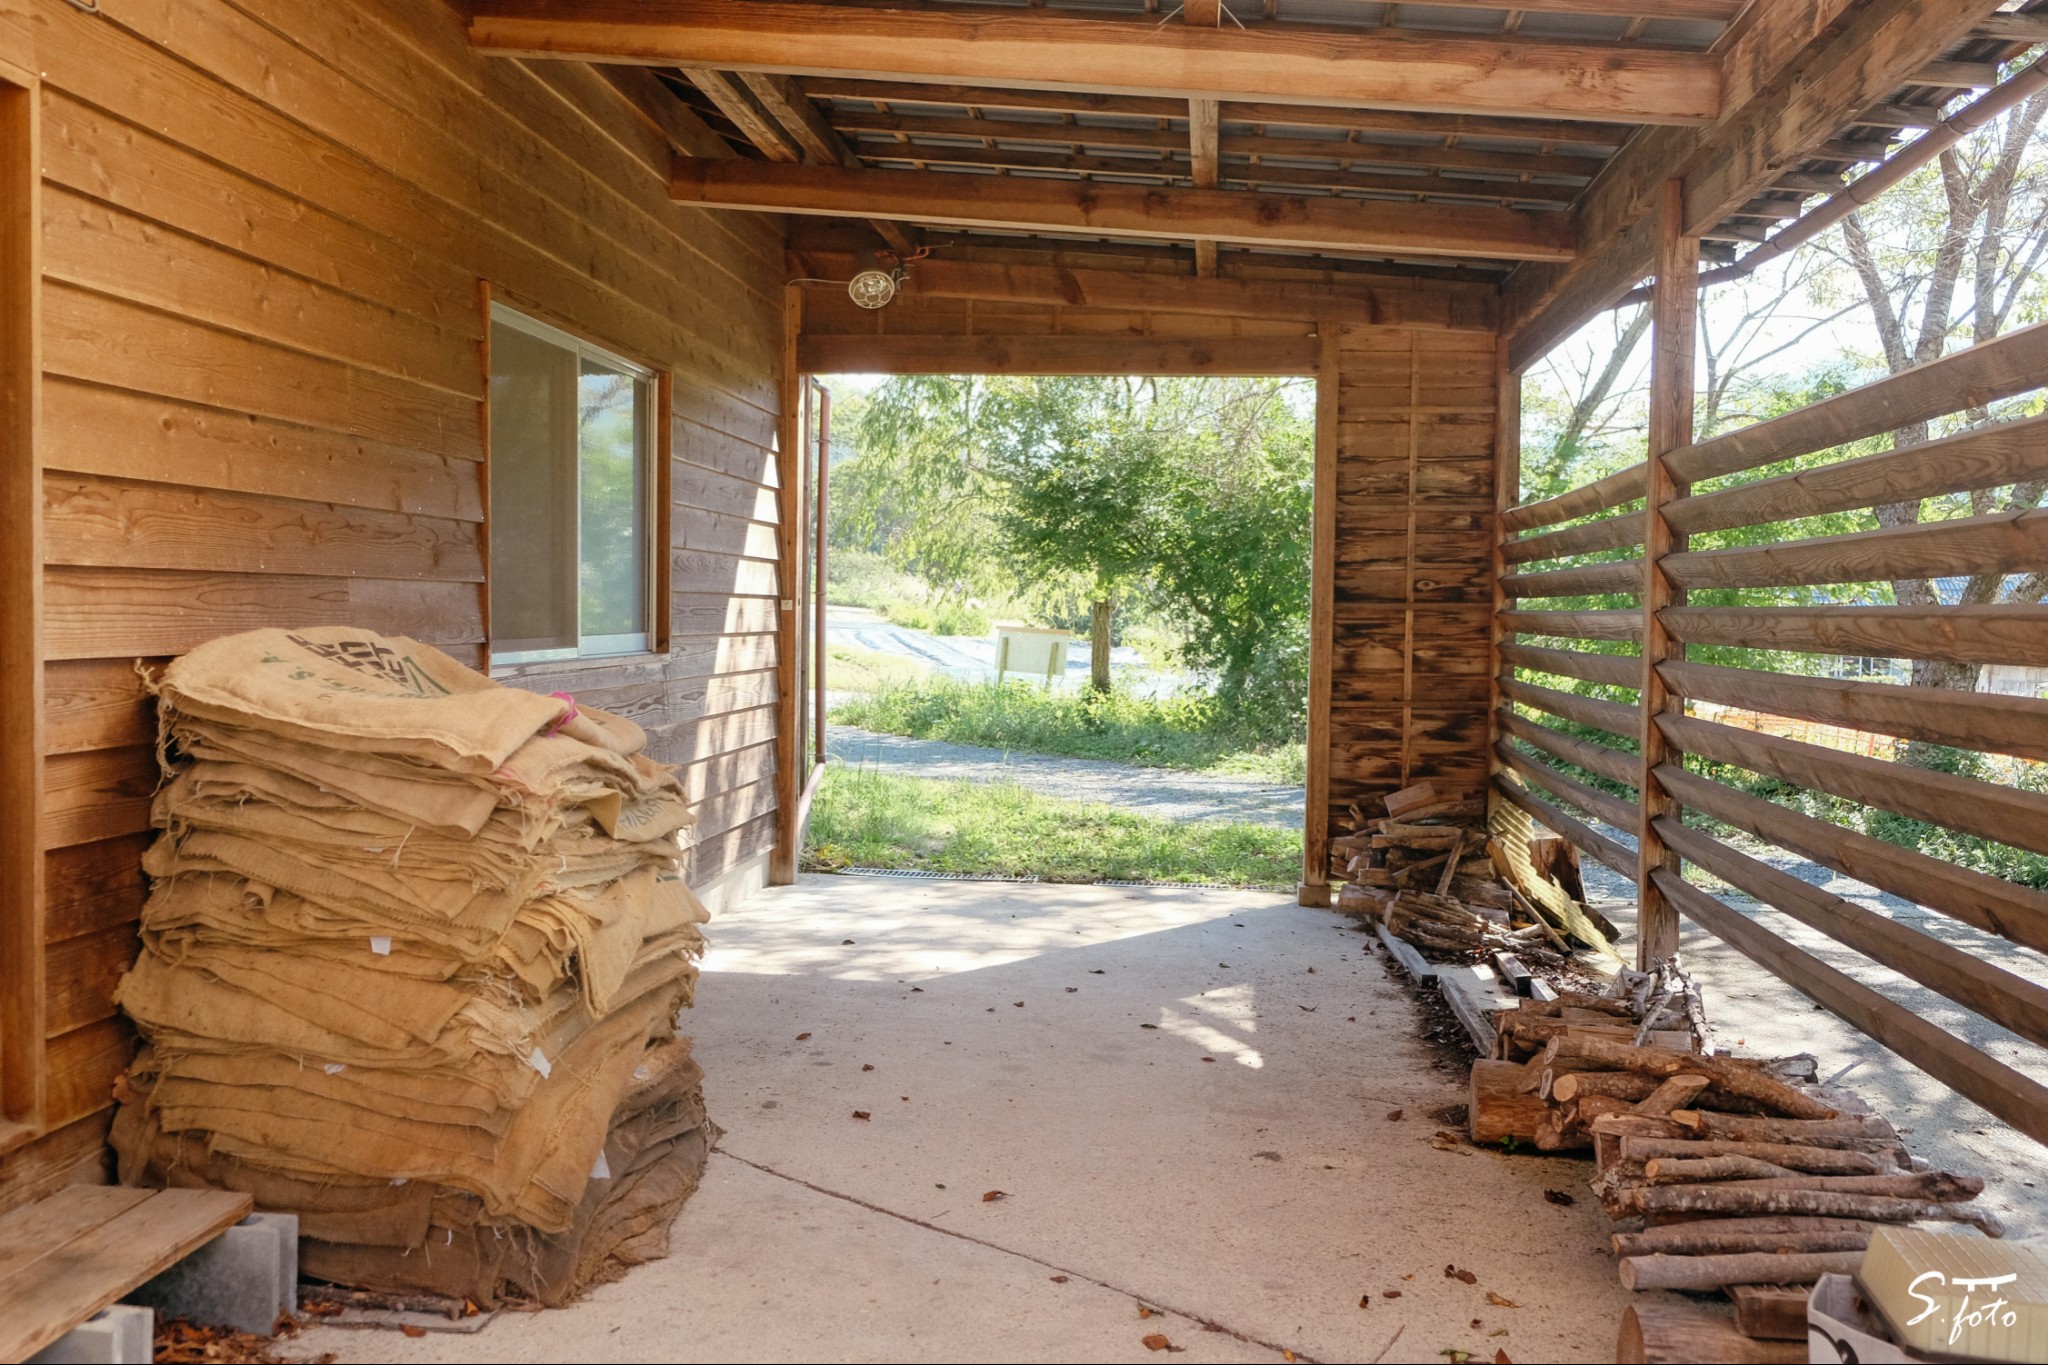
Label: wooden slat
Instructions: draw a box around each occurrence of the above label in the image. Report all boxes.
[1493,772,1638,880]
[44,834,150,946]
[42,474,484,582]
[1500,609,1644,642]
[1657,763,2048,958]
[44,924,132,1038]
[1496,740,1637,831]
[469,0,1724,125]
[1497,705,1639,786]
[1499,640,1639,689]
[0,1186,151,1287]
[1500,510,1644,565]
[1499,464,1645,533]
[1653,868,2048,1151]
[44,1018,130,1131]
[1664,413,2048,536]
[1500,557,1643,598]
[1501,676,1640,742]
[1658,818,2048,1052]
[1669,322,2048,485]
[1661,604,2048,667]
[1662,660,2048,764]
[0,1187,253,1361]
[797,333,1319,377]
[675,159,1576,263]
[42,746,154,852]
[1303,325,1338,904]
[1661,507,2048,592]
[1659,712,2048,860]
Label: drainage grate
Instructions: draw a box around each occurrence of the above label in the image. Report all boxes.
[836,867,1041,883]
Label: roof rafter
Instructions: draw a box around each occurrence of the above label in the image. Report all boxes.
[467,0,1724,126]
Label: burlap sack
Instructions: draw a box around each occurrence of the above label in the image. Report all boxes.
[153,627,567,771]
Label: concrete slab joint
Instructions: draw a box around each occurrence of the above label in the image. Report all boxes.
[24,1305,154,1365]
[122,1212,299,1337]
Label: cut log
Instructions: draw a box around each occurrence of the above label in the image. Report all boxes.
[1590,1113,1697,1141]
[1728,1284,1813,1342]
[1729,1171,1981,1201]
[1621,1250,1863,1292]
[1613,1217,1878,1258]
[1551,1071,1660,1104]
[1638,1074,1713,1117]
[1618,1300,1806,1365]
[1619,1137,1900,1174]
[1633,1185,2005,1236]
[1644,1155,1801,1183]
[1672,1111,1898,1146]
[1384,780,1441,817]
[1543,1037,1837,1119]
[1515,993,1636,1018]
[1469,1059,1550,1145]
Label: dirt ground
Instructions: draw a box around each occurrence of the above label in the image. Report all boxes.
[297,876,1642,1363]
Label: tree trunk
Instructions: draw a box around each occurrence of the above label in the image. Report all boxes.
[1089,597,1113,693]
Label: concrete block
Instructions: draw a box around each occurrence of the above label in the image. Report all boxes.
[123,1212,298,1336]
[26,1304,154,1364]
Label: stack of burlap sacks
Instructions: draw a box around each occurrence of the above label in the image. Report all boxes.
[110,627,717,1307]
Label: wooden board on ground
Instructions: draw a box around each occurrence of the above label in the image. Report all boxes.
[1618,1298,1807,1364]
[1488,797,1623,963]
[1375,922,1438,984]
[0,1185,253,1361]
[1728,1283,1813,1341]
[1438,962,1517,1055]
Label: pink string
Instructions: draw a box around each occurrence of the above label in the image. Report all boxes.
[544,692,579,738]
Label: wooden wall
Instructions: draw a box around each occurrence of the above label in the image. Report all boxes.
[1,0,788,1213]
[1324,324,1498,840]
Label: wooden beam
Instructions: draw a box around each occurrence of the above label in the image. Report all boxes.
[803,77,1637,146]
[0,63,41,1145]
[770,284,802,886]
[1184,0,1222,25]
[786,250,1500,327]
[593,65,736,159]
[1301,323,1339,906]
[675,159,1576,261]
[796,333,1319,375]
[1190,97,1219,278]
[684,68,800,160]
[469,0,1724,126]
[732,71,922,255]
[1637,178,1695,971]
[1661,604,2048,668]
[1504,0,2006,369]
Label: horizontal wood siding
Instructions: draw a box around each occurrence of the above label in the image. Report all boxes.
[8,0,786,1210]
[1326,324,1496,844]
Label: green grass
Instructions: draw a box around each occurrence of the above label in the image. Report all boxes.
[830,676,1307,784]
[803,766,1300,888]
[826,642,933,693]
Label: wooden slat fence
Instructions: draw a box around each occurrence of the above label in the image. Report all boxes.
[1493,320,2048,1147]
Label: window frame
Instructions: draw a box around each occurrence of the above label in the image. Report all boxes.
[486,301,662,669]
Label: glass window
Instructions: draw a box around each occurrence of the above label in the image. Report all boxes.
[488,304,654,663]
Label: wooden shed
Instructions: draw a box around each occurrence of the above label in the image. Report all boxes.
[3,0,2045,1223]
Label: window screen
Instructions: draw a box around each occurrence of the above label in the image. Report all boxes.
[489,305,654,663]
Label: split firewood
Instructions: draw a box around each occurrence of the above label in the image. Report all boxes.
[1613,1216,1879,1259]
[1548,1071,1660,1104]
[1514,994,1635,1019]
[1670,1110,1896,1146]
[1588,1113,1699,1142]
[1382,780,1441,817]
[1631,1185,2004,1236]
[1535,1093,1631,1151]
[1540,1037,1837,1120]
[1592,1156,1649,1216]
[1617,1137,1901,1175]
[1643,1155,1800,1184]
[1635,1074,1711,1117]
[1619,1250,1866,1293]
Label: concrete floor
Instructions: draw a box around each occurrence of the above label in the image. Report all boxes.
[300,876,1638,1363]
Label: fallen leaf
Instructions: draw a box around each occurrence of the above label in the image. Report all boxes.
[1384,1290,1403,1299]
[1285,1353,1297,1363]
[842,939,855,945]
[861,1064,875,1072]
[402,1326,427,1339]
[795,1032,811,1041]
[1439,1351,1470,1364]
[1543,1189,1575,1207]
[1496,1352,1514,1364]
[1445,1265,1478,1285]
[1065,987,1078,993]
[1138,1306,1153,1319]
[901,1096,909,1101]
[1358,1294,1371,1309]
[1307,967,1316,973]
[1049,1275,1068,1284]
[1140,1023,1159,1030]
[1298,1005,1317,1012]
[911,987,923,992]
[1486,1292,1519,1309]
[982,1189,1007,1202]
[1430,1130,1464,1151]
[1348,1016,1358,1022]
[1013,1001,1025,1008]
[1219,962,1231,968]
[1471,1319,1483,1329]
[1386,1109,1404,1122]
[1142,1334,1172,1352]
[1090,969,1106,975]
[1201,1056,1216,1063]
[851,1110,870,1121]
[1252,1150,1282,1161]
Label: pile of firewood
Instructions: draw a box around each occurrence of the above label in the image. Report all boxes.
[1333,781,1567,964]
[1469,976,1999,1361]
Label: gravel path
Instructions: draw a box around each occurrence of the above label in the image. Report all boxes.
[825,724,1306,829]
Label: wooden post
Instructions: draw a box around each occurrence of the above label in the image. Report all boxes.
[770,282,804,885]
[814,382,831,770]
[1488,333,1520,834]
[0,59,41,1145]
[1300,321,1339,906]
[1638,180,1698,968]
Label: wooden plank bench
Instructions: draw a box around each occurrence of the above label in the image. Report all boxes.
[0,1185,252,1362]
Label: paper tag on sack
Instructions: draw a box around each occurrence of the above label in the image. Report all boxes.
[324,1063,345,1075]
[590,1151,611,1180]
[529,1048,552,1078]
[370,936,392,956]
